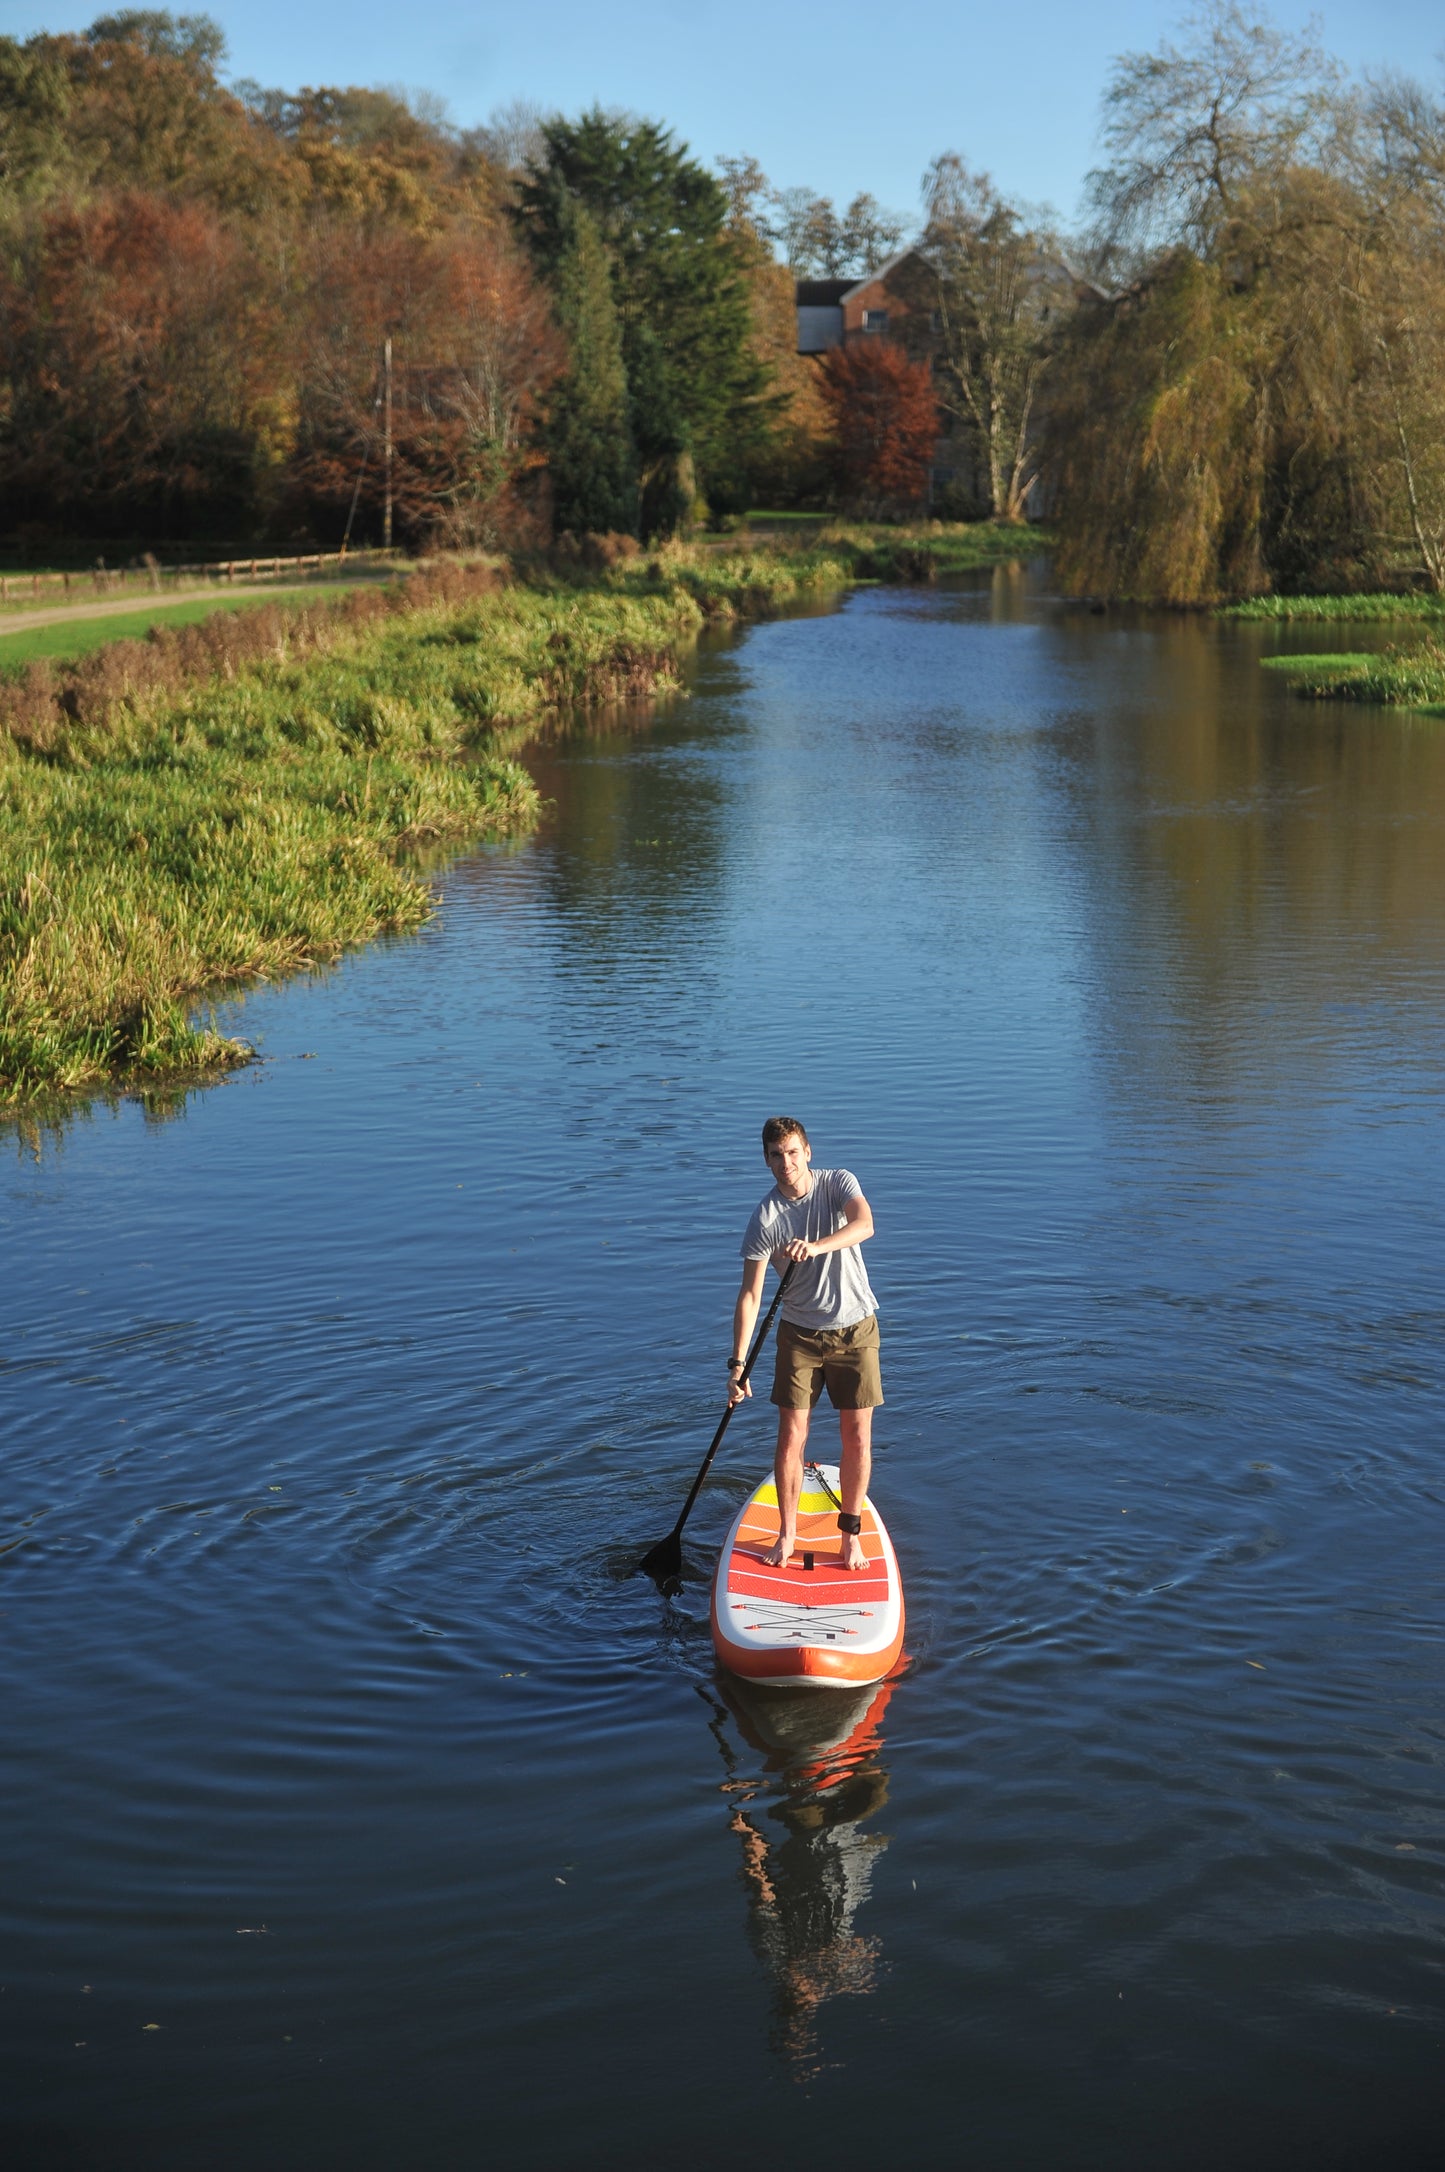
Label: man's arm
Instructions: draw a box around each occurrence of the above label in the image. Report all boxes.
[778,1191,874,1266]
[728,1255,768,1406]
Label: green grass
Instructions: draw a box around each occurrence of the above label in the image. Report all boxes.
[1260,641,1445,711]
[814,518,1049,576]
[1223,592,1445,622]
[0,582,384,668]
[742,509,832,527]
[0,525,1025,1109]
[1260,652,1375,676]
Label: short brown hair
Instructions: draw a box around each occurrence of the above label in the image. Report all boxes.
[761,1116,809,1152]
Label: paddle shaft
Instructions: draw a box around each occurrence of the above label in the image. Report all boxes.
[663,1261,796,1547]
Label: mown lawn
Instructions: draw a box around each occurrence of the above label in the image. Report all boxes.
[0,582,385,668]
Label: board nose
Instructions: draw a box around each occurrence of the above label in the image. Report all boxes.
[798,1646,851,1680]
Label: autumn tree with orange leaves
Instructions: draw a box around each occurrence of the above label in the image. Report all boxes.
[819,342,939,508]
[292,224,564,550]
[0,190,289,536]
[0,13,558,550]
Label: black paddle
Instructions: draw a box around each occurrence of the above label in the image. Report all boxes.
[636,1261,796,1593]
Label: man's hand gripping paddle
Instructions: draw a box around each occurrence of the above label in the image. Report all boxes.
[636,1262,795,1595]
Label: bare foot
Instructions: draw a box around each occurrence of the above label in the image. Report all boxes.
[762,1533,794,1568]
[838,1532,867,1571]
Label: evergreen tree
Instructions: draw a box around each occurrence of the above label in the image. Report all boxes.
[516,109,769,534]
[536,179,637,535]
[623,321,692,538]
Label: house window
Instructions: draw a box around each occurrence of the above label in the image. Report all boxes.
[862,308,889,334]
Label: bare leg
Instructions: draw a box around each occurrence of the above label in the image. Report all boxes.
[837,1408,873,1570]
[762,1409,810,1566]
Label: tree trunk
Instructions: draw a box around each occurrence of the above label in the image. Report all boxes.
[1381,339,1445,593]
[1003,365,1040,522]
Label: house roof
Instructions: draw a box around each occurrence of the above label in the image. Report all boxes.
[840,247,917,298]
[794,249,923,308]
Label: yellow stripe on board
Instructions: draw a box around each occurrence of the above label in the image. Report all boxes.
[748,1483,881,1532]
[750,1482,840,1514]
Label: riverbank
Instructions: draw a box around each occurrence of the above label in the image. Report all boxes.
[1261,640,1445,713]
[1221,592,1445,623]
[1218,592,1445,717]
[0,523,1040,1108]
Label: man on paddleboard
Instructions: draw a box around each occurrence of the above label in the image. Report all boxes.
[728,1117,881,1573]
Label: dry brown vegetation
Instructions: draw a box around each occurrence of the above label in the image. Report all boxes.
[0,562,501,754]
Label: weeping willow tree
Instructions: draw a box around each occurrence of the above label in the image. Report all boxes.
[1048,4,1445,602]
[1345,131,1445,595]
[1049,253,1267,601]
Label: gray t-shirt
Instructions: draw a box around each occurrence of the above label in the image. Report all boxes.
[741,1168,877,1333]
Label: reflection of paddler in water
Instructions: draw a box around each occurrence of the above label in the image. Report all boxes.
[706,1675,895,2079]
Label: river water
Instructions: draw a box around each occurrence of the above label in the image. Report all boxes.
[4,568,1443,2169]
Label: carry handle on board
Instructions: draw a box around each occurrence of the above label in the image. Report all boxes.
[636,1261,796,1592]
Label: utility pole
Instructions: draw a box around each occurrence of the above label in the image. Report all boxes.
[383,335,393,551]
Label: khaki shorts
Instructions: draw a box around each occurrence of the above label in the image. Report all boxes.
[772,1314,883,1410]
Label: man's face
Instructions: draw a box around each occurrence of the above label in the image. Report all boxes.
[765,1131,812,1196]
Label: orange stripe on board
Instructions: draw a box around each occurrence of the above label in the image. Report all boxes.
[726,1567,891,1603]
[737,1510,843,1537]
[730,1540,884,1571]
[734,1530,838,1556]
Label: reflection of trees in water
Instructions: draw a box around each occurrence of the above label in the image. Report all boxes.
[705,1676,894,2081]
[490,705,746,1059]
[530,705,743,951]
[1060,622,1445,1104]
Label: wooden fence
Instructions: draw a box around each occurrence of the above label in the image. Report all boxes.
[0,546,402,606]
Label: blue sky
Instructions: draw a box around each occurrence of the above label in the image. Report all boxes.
[7,0,1443,231]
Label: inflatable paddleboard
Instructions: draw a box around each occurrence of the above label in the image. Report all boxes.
[710,1463,905,1688]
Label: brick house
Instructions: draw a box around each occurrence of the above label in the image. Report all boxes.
[794,248,1055,517]
[796,250,968,506]
[795,250,922,354]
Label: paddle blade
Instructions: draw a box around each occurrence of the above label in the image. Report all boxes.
[635,1529,683,1590]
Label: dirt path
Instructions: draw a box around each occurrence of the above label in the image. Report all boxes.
[0,572,394,640]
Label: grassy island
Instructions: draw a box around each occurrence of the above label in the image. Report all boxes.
[1260,642,1445,714]
[1218,595,1445,719]
[0,522,1039,1109]
[1222,594,1445,624]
